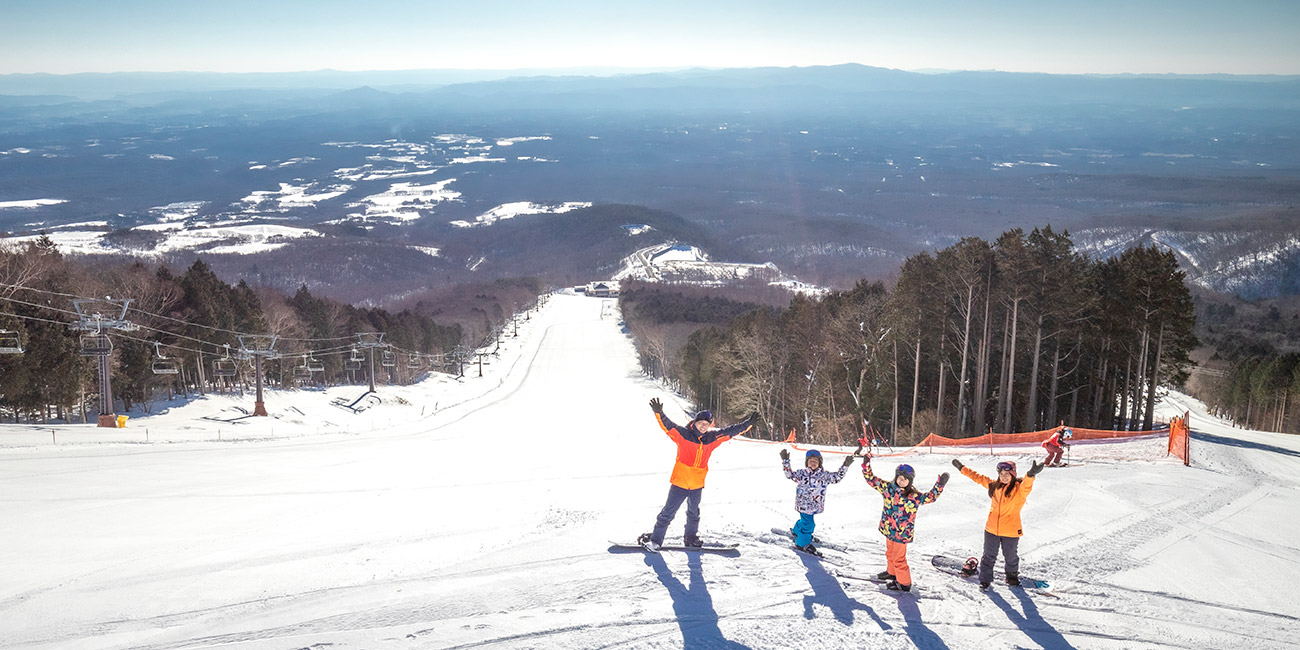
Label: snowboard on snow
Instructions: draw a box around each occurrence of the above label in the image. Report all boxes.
[608,539,739,554]
[833,570,940,599]
[769,527,849,552]
[751,531,851,566]
[930,555,1052,592]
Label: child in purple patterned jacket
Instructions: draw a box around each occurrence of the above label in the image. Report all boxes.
[780,448,853,555]
[862,453,949,591]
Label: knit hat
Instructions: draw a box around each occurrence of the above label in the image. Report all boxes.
[693,410,714,423]
[895,464,915,481]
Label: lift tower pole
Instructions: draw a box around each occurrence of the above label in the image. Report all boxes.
[238,334,279,416]
[72,298,136,428]
[355,332,386,394]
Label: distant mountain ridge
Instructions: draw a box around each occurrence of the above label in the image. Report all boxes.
[4,64,1298,107]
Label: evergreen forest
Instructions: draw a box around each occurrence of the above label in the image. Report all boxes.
[621,226,1199,445]
[0,237,541,423]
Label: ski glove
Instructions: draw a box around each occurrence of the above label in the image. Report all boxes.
[1027,460,1045,477]
[951,459,964,470]
[649,398,663,414]
[779,449,790,461]
[841,454,855,468]
[937,472,950,486]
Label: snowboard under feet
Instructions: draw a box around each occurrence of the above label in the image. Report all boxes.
[609,539,739,554]
[931,555,1053,594]
[769,527,849,552]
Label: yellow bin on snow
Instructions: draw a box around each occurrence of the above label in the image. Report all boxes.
[116,415,129,428]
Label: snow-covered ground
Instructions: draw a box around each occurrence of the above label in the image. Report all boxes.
[1,293,1297,649]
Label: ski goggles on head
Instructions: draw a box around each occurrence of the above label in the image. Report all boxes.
[895,464,914,476]
[996,461,1016,473]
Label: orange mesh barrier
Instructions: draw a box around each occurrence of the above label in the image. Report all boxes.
[746,420,1173,459]
[1167,412,1190,466]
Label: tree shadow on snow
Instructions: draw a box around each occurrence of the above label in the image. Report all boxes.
[797,553,888,629]
[1191,430,1300,459]
[645,552,749,649]
[987,589,1077,650]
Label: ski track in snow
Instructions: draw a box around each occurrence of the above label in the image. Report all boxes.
[1,293,1299,649]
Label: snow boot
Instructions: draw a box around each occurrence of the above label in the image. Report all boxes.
[980,581,991,591]
[638,533,660,554]
[886,580,911,592]
[1005,573,1021,587]
[797,544,823,557]
[876,570,896,581]
[683,536,704,548]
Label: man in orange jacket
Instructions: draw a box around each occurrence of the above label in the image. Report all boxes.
[639,398,757,552]
[952,458,1044,589]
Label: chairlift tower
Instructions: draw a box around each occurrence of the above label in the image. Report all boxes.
[72,298,137,428]
[237,334,278,416]
[355,332,385,393]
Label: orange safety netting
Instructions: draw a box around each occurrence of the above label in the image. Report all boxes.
[915,423,1169,448]
[750,419,1174,459]
[1167,411,1191,466]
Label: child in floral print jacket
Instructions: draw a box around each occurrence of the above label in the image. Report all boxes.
[862,453,949,591]
[780,448,853,554]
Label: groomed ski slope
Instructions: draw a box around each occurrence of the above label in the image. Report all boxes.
[1,292,1298,649]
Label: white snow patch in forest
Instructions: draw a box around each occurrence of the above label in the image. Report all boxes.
[449,201,591,228]
[0,199,67,209]
[496,136,552,146]
[155,224,321,255]
[239,183,351,211]
[344,179,461,223]
[1,230,110,254]
[993,160,1059,168]
[409,245,440,257]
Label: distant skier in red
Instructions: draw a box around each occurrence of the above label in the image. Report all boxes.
[1042,427,1071,467]
[640,398,757,552]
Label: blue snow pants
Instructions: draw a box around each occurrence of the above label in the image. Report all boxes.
[651,484,703,545]
[793,512,817,547]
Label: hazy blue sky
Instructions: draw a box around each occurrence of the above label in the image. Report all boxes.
[4,0,1298,75]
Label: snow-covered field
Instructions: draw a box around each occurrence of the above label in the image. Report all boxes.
[1,293,1297,649]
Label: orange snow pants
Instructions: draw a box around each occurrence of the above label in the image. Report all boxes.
[886,539,912,586]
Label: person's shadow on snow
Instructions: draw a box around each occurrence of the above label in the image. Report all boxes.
[891,591,950,650]
[797,553,888,628]
[645,552,749,649]
[987,588,1077,650]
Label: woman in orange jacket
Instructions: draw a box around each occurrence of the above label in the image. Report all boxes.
[951,458,1044,589]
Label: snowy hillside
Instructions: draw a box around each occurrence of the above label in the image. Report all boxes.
[2,293,1298,649]
[613,242,826,294]
[1074,226,1300,299]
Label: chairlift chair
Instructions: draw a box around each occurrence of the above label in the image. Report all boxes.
[306,354,325,373]
[0,330,22,354]
[292,354,313,380]
[212,344,237,377]
[407,353,422,369]
[380,349,396,367]
[151,342,179,375]
[79,333,113,356]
